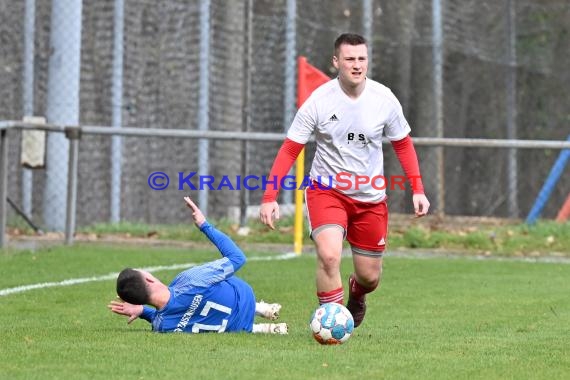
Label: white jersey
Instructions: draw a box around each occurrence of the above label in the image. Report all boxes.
[287,78,411,203]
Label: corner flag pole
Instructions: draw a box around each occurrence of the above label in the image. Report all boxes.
[294,148,305,254]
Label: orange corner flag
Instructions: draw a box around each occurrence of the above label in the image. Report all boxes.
[297,56,330,108]
[556,193,570,222]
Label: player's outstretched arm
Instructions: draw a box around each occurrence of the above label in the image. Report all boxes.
[183,196,246,271]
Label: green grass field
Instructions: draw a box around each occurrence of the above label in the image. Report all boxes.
[1,243,569,380]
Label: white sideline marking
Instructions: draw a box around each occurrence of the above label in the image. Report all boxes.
[0,252,297,297]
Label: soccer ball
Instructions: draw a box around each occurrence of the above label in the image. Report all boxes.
[309,302,354,345]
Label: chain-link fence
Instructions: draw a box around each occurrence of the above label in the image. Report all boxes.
[0,0,568,231]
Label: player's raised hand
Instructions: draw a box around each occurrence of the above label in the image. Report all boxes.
[412,193,430,217]
[259,201,280,230]
[184,196,206,227]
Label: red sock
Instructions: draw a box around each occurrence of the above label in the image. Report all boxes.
[349,275,377,299]
[317,287,344,305]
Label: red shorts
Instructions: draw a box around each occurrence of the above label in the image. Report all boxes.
[305,184,388,255]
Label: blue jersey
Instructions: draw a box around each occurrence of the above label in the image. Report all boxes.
[138,222,256,333]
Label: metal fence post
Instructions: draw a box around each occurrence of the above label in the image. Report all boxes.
[282,0,297,205]
[506,0,518,217]
[432,0,445,216]
[111,0,125,223]
[0,130,8,248]
[362,0,373,78]
[22,0,36,218]
[198,0,211,214]
[65,127,80,245]
[44,0,82,231]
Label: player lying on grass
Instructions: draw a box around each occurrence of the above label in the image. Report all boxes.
[107,196,288,334]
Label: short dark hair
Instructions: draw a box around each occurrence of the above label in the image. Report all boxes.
[334,33,367,56]
[116,268,150,305]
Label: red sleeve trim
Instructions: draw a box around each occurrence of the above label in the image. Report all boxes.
[390,135,425,194]
[261,138,305,203]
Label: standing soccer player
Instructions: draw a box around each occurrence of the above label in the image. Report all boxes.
[259,33,430,327]
[108,196,288,335]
